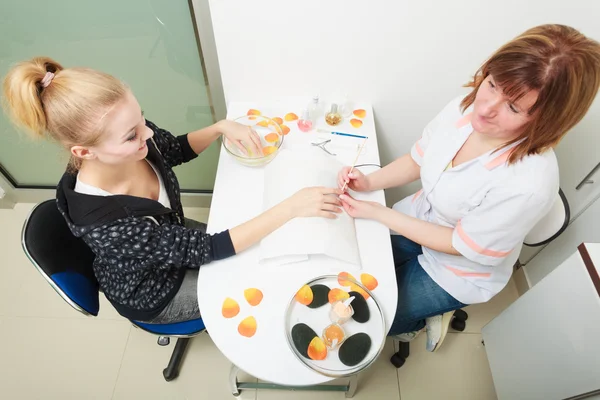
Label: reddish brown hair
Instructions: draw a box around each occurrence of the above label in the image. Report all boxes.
[462,24,600,163]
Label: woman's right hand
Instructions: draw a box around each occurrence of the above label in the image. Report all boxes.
[284,187,343,219]
[338,167,370,192]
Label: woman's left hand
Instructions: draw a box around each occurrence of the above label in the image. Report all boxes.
[339,194,386,219]
[219,120,263,157]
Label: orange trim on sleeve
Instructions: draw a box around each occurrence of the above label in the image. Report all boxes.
[455,220,511,258]
[412,189,423,203]
[446,265,492,278]
[415,141,424,157]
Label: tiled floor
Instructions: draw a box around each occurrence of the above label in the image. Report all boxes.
[0,203,517,399]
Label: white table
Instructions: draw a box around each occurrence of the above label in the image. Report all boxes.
[198,100,397,393]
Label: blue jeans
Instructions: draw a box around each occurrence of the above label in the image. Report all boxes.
[145,218,205,324]
[388,235,466,335]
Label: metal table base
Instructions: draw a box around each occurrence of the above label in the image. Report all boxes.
[229,364,358,398]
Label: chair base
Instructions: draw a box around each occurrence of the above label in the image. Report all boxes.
[163,337,190,381]
[390,309,469,368]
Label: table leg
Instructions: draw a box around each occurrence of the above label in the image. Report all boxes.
[346,374,358,398]
[229,363,360,398]
[229,364,241,397]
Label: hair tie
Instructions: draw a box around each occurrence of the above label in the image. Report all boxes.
[40,71,55,88]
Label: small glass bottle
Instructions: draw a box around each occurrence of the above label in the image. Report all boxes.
[329,300,354,324]
[297,109,313,132]
[325,104,343,126]
[308,96,321,123]
[340,94,353,118]
[322,323,346,350]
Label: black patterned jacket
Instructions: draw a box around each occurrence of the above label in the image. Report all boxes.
[56,120,235,321]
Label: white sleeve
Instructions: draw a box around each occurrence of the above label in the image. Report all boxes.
[410,97,462,166]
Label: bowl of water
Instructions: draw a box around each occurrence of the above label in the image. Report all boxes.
[222,115,284,167]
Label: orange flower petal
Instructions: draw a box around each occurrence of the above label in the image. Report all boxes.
[360,273,378,291]
[238,316,257,338]
[284,113,298,122]
[244,288,263,306]
[350,283,370,300]
[222,297,240,318]
[280,124,291,135]
[353,109,366,118]
[273,117,283,125]
[256,120,269,127]
[295,285,314,306]
[328,288,350,304]
[262,146,277,156]
[247,109,262,116]
[337,272,356,287]
[264,133,279,143]
[307,337,328,360]
[350,119,363,128]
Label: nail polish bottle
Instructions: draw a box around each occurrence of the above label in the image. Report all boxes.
[297,109,313,132]
[325,104,342,126]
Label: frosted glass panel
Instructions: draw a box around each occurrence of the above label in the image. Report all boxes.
[0,0,218,190]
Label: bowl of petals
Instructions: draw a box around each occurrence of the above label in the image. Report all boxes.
[222,115,284,167]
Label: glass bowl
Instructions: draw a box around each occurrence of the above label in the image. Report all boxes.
[284,275,386,378]
[222,115,284,167]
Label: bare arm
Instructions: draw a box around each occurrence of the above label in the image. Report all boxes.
[228,202,293,253]
[366,153,421,191]
[340,194,461,256]
[186,123,222,155]
[187,120,263,156]
[229,187,343,254]
[374,207,460,255]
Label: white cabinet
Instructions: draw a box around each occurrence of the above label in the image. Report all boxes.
[524,195,600,286]
[482,243,600,400]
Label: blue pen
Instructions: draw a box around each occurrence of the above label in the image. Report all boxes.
[317,129,367,139]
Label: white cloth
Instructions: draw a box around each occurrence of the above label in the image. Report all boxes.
[393,96,559,304]
[74,160,172,209]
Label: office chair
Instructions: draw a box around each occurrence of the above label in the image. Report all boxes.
[21,199,206,381]
[391,188,570,368]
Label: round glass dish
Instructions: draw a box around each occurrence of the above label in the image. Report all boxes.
[284,275,386,378]
[222,115,284,167]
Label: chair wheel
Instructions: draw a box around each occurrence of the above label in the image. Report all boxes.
[454,309,468,321]
[451,318,466,332]
[390,353,406,368]
[157,336,170,346]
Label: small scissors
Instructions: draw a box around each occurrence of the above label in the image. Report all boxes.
[311,139,337,156]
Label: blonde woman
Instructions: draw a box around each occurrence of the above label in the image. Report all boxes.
[3,59,342,323]
[338,24,600,351]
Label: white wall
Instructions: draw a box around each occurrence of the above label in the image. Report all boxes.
[208,0,600,204]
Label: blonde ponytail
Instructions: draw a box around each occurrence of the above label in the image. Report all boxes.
[2,57,62,138]
[2,56,128,170]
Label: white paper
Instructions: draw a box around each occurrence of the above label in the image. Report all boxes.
[260,148,361,267]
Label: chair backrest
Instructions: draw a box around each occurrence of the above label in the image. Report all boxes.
[524,188,570,247]
[21,200,99,316]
